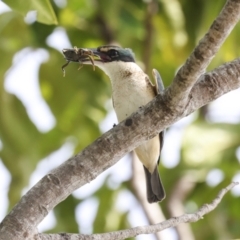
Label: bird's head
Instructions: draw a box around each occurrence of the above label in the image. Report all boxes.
[62,46,138,77]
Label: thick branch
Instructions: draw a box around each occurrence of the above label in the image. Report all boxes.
[167,0,240,107]
[38,182,238,239]
[188,58,240,114]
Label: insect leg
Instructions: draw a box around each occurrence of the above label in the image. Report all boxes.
[78,61,83,70]
[61,61,70,77]
[88,55,95,71]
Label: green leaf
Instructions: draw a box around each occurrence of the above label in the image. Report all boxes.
[3,0,58,25]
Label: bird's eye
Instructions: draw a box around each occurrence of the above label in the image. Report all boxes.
[108,49,119,58]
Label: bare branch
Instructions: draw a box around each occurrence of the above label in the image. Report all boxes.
[38,182,238,240]
[167,0,240,107]
[188,58,240,114]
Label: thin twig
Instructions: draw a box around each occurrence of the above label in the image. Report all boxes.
[39,182,238,240]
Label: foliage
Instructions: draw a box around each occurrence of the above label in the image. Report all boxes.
[0,0,239,239]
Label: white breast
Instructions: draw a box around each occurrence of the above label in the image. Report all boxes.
[98,61,155,122]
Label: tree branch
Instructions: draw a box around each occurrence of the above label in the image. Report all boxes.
[38,182,238,239]
[167,0,240,107]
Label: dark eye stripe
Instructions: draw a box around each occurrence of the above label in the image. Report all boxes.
[96,45,135,63]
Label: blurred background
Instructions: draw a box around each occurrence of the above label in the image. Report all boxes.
[0,0,240,239]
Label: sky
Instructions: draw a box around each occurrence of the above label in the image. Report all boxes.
[0,2,240,239]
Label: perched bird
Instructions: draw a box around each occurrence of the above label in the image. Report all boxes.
[62,45,165,203]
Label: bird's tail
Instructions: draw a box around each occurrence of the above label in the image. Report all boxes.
[143,165,165,203]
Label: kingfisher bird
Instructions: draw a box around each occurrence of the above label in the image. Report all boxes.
[62,45,166,203]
